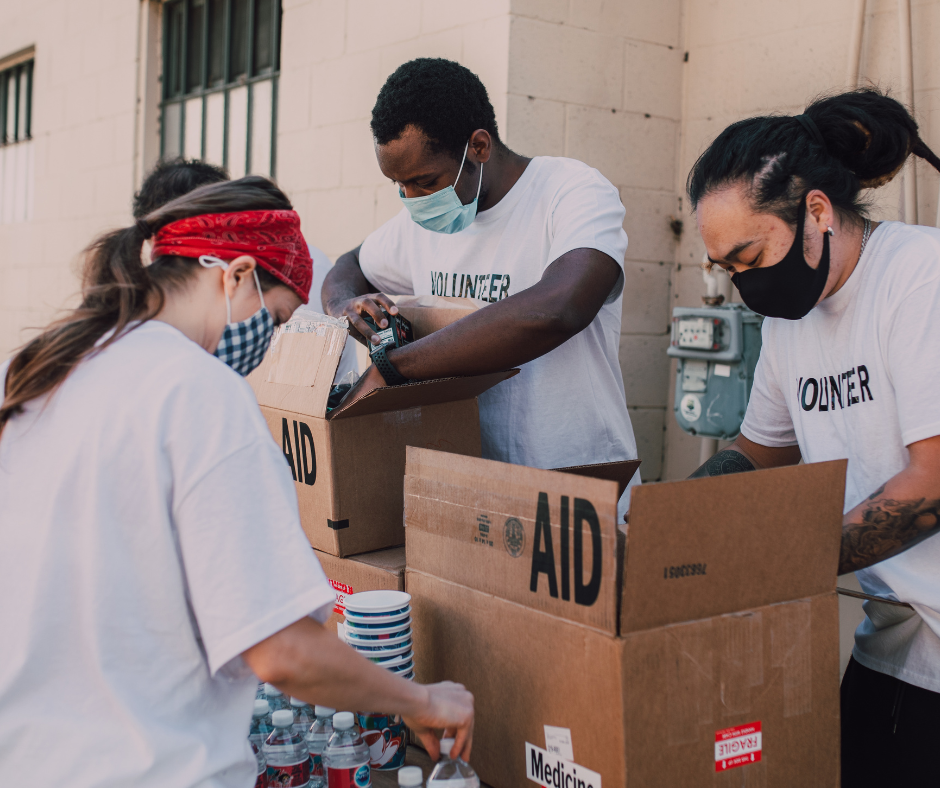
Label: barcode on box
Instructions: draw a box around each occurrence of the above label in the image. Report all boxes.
[714,721,762,772]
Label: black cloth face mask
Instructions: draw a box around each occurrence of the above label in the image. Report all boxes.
[730,195,830,320]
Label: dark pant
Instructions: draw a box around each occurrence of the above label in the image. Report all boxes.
[841,656,940,787]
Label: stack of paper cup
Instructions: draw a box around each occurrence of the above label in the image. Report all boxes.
[342,590,414,681]
[343,590,414,771]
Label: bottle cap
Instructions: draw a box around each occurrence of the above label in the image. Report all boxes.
[315,706,336,718]
[290,697,307,707]
[264,683,283,696]
[440,738,456,756]
[252,700,270,717]
[333,711,355,730]
[272,709,294,728]
[398,765,423,786]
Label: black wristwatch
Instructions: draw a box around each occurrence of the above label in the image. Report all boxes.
[372,344,410,386]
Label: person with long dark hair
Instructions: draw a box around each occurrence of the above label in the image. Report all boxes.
[0,176,472,786]
[687,89,940,785]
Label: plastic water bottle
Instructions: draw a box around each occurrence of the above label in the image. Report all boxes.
[291,697,316,736]
[257,682,266,700]
[323,711,371,787]
[264,683,289,712]
[263,709,312,787]
[249,700,274,747]
[305,706,336,788]
[398,765,424,786]
[252,740,268,788]
[427,739,479,787]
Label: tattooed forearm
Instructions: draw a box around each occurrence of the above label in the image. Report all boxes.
[840,493,940,574]
[689,449,756,479]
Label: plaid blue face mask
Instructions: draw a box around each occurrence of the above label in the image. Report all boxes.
[199,255,276,376]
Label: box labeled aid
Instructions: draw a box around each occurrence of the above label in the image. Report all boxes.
[248,313,515,557]
[405,448,846,788]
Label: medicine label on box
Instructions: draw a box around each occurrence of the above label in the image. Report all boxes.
[526,743,601,788]
[714,721,762,772]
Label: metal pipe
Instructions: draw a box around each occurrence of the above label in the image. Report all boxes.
[846,0,866,87]
[899,0,917,224]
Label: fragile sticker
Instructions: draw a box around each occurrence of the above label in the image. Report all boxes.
[526,743,601,788]
[715,721,762,772]
[330,579,353,615]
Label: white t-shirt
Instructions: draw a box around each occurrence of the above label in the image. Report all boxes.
[359,156,639,513]
[741,221,940,692]
[309,243,360,383]
[0,321,335,787]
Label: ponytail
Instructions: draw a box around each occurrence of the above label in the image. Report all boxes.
[0,175,292,437]
[687,88,940,223]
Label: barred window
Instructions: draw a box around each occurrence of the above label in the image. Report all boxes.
[161,0,280,178]
[0,58,32,146]
[0,52,34,223]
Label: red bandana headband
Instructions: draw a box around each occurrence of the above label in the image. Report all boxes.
[151,210,312,303]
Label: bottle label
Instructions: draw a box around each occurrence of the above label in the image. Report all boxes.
[327,762,371,788]
[254,770,266,788]
[311,753,324,779]
[267,757,311,787]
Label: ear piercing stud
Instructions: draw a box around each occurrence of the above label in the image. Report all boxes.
[826,226,834,236]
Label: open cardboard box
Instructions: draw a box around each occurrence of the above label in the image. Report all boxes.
[404,448,846,787]
[248,309,516,557]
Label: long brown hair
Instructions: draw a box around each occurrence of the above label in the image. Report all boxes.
[0,176,292,437]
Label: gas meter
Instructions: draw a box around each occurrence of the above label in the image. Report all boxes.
[667,303,763,440]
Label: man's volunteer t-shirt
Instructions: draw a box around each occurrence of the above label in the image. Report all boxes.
[0,321,336,787]
[741,221,940,692]
[359,156,640,511]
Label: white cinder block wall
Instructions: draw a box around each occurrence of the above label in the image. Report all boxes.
[0,0,141,355]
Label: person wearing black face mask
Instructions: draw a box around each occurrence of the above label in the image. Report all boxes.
[685,89,940,787]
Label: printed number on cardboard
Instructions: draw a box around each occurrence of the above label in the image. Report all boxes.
[526,743,601,788]
[715,722,762,772]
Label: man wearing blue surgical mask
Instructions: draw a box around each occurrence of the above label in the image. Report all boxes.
[323,58,640,517]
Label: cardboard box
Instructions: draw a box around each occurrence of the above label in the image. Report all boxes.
[248,313,515,557]
[313,546,406,633]
[404,448,846,787]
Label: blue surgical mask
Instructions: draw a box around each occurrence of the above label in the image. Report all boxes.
[399,141,483,234]
[199,255,276,376]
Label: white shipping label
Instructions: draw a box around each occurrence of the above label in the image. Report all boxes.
[543,726,574,761]
[713,363,732,377]
[526,743,601,788]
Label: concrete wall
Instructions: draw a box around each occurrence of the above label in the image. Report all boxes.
[504,0,684,481]
[0,0,142,355]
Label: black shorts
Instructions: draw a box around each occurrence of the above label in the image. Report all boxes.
[841,656,940,787]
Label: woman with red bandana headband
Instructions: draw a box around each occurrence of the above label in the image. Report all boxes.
[0,177,473,788]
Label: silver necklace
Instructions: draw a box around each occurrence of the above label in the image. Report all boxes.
[859,218,872,258]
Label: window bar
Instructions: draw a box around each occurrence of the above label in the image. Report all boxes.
[180,0,191,158]
[270,76,278,178]
[25,60,33,139]
[201,0,210,158]
[0,71,6,145]
[245,0,256,174]
[13,64,21,143]
[273,0,281,73]
[222,0,232,170]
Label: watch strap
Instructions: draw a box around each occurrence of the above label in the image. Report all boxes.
[372,343,410,386]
